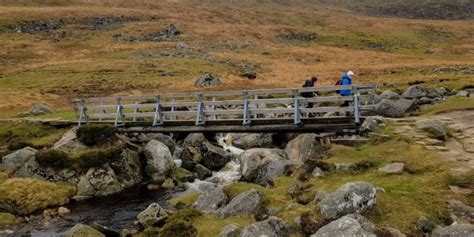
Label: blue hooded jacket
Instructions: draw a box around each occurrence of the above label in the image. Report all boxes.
[339,74,352,96]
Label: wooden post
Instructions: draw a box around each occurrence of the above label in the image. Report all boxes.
[196,93,205,125]
[171,97,176,121]
[114,97,124,127]
[211,96,217,120]
[77,98,87,127]
[133,99,139,122]
[353,86,360,124]
[293,89,302,125]
[243,91,250,125]
[153,95,163,126]
[253,95,258,119]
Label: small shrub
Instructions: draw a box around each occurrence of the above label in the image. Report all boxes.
[35,149,70,169]
[77,124,117,146]
[77,147,122,169]
[300,212,325,236]
[142,227,160,237]
[7,141,34,151]
[166,208,202,224]
[159,220,197,237]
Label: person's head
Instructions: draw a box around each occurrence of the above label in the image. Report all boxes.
[311,75,318,82]
[347,71,354,79]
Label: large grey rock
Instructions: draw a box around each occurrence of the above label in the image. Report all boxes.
[285,134,328,165]
[432,223,474,237]
[178,146,202,170]
[217,188,266,219]
[53,128,86,153]
[109,149,143,189]
[360,116,386,133]
[195,74,222,87]
[402,85,427,99]
[239,148,289,186]
[138,133,176,153]
[200,141,231,171]
[381,227,407,237]
[319,182,376,220]
[143,140,174,182]
[231,133,274,149]
[456,90,470,97]
[1,147,37,173]
[311,214,376,237]
[64,223,105,237]
[192,186,228,214]
[241,216,290,237]
[183,133,207,147]
[375,98,417,118]
[416,119,449,140]
[378,163,404,174]
[448,200,474,224]
[376,90,400,102]
[29,104,54,115]
[81,165,122,197]
[137,203,168,227]
[220,224,241,237]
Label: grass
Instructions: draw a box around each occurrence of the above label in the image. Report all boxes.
[194,214,255,237]
[0,212,15,226]
[0,178,76,215]
[418,96,474,115]
[168,192,201,207]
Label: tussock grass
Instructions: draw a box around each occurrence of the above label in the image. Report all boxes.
[0,178,76,215]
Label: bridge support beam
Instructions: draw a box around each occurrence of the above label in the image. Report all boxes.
[196,93,206,125]
[293,89,302,125]
[243,91,251,125]
[153,95,164,126]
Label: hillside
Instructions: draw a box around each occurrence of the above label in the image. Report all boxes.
[0,0,473,117]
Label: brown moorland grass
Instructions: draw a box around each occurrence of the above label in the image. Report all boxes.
[0,0,472,116]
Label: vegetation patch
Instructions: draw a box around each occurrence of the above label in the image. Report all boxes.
[0,212,15,227]
[168,192,201,208]
[0,178,76,215]
[35,149,70,169]
[76,124,117,146]
[418,96,474,115]
[159,208,201,237]
[76,146,122,169]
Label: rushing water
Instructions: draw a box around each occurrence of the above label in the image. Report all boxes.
[6,150,243,236]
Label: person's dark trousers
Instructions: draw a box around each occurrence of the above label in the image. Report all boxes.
[341,101,351,116]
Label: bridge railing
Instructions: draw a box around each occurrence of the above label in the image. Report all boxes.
[73,84,376,127]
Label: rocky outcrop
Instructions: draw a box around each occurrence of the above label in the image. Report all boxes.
[217,188,266,219]
[448,200,474,224]
[1,147,37,174]
[231,133,274,149]
[402,85,427,99]
[241,216,290,237]
[220,224,241,237]
[416,119,449,140]
[137,203,169,227]
[432,223,474,237]
[192,186,228,214]
[311,214,376,237]
[360,116,386,133]
[239,148,289,186]
[29,104,54,115]
[319,182,376,220]
[183,133,207,147]
[53,128,86,153]
[285,134,329,165]
[178,146,202,171]
[195,74,222,87]
[375,98,417,118]
[138,133,176,153]
[377,90,400,102]
[77,165,122,197]
[378,163,404,174]
[64,224,105,237]
[109,149,143,189]
[143,140,174,182]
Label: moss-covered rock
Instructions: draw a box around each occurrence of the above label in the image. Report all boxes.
[77,124,117,146]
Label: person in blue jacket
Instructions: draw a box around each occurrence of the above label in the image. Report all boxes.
[339,70,354,96]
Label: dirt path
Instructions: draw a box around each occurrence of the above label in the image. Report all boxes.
[391,110,474,177]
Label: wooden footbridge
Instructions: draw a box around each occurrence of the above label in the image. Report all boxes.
[73,85,377,133]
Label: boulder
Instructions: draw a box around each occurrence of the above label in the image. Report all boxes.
[200,141,231,171]
[456,90,470,97]
[231,133,274,149]
[311,214,376,237]
[65,224,105,237]
[183,133,207,147]
[109,149,143,189]
[137,203,168,227]
[241,216,290,237]
[217,188,266,219]
[285,134,329,165]
[239,148,289,186]
[360,116,386,133]
[1,147,37,173]
[448,200,474,224]
[416,119,449,140]
[417,216,435,234]
[219,224,241,237]
[402,85,427,99]
[426,87,448,98]
[53,128,86,153]
[81,165,123,197]
[432,223,474,237]
[195,164,212,180]
[416,97,434,105]
[143,140,174,182]
[378,163,404,174]
[375,98,417,118]
[377,90,400,102]
[29,104,54,115]
[138,133,176,153]
[192,186,228,214]
[319,182,376,220]
[380,227,406,237]
[178,146,202,171]
[195,74,222,87]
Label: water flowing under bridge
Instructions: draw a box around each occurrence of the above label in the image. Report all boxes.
[73,85,377,133]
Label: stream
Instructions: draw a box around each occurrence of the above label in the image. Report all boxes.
[5,156,242,236]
